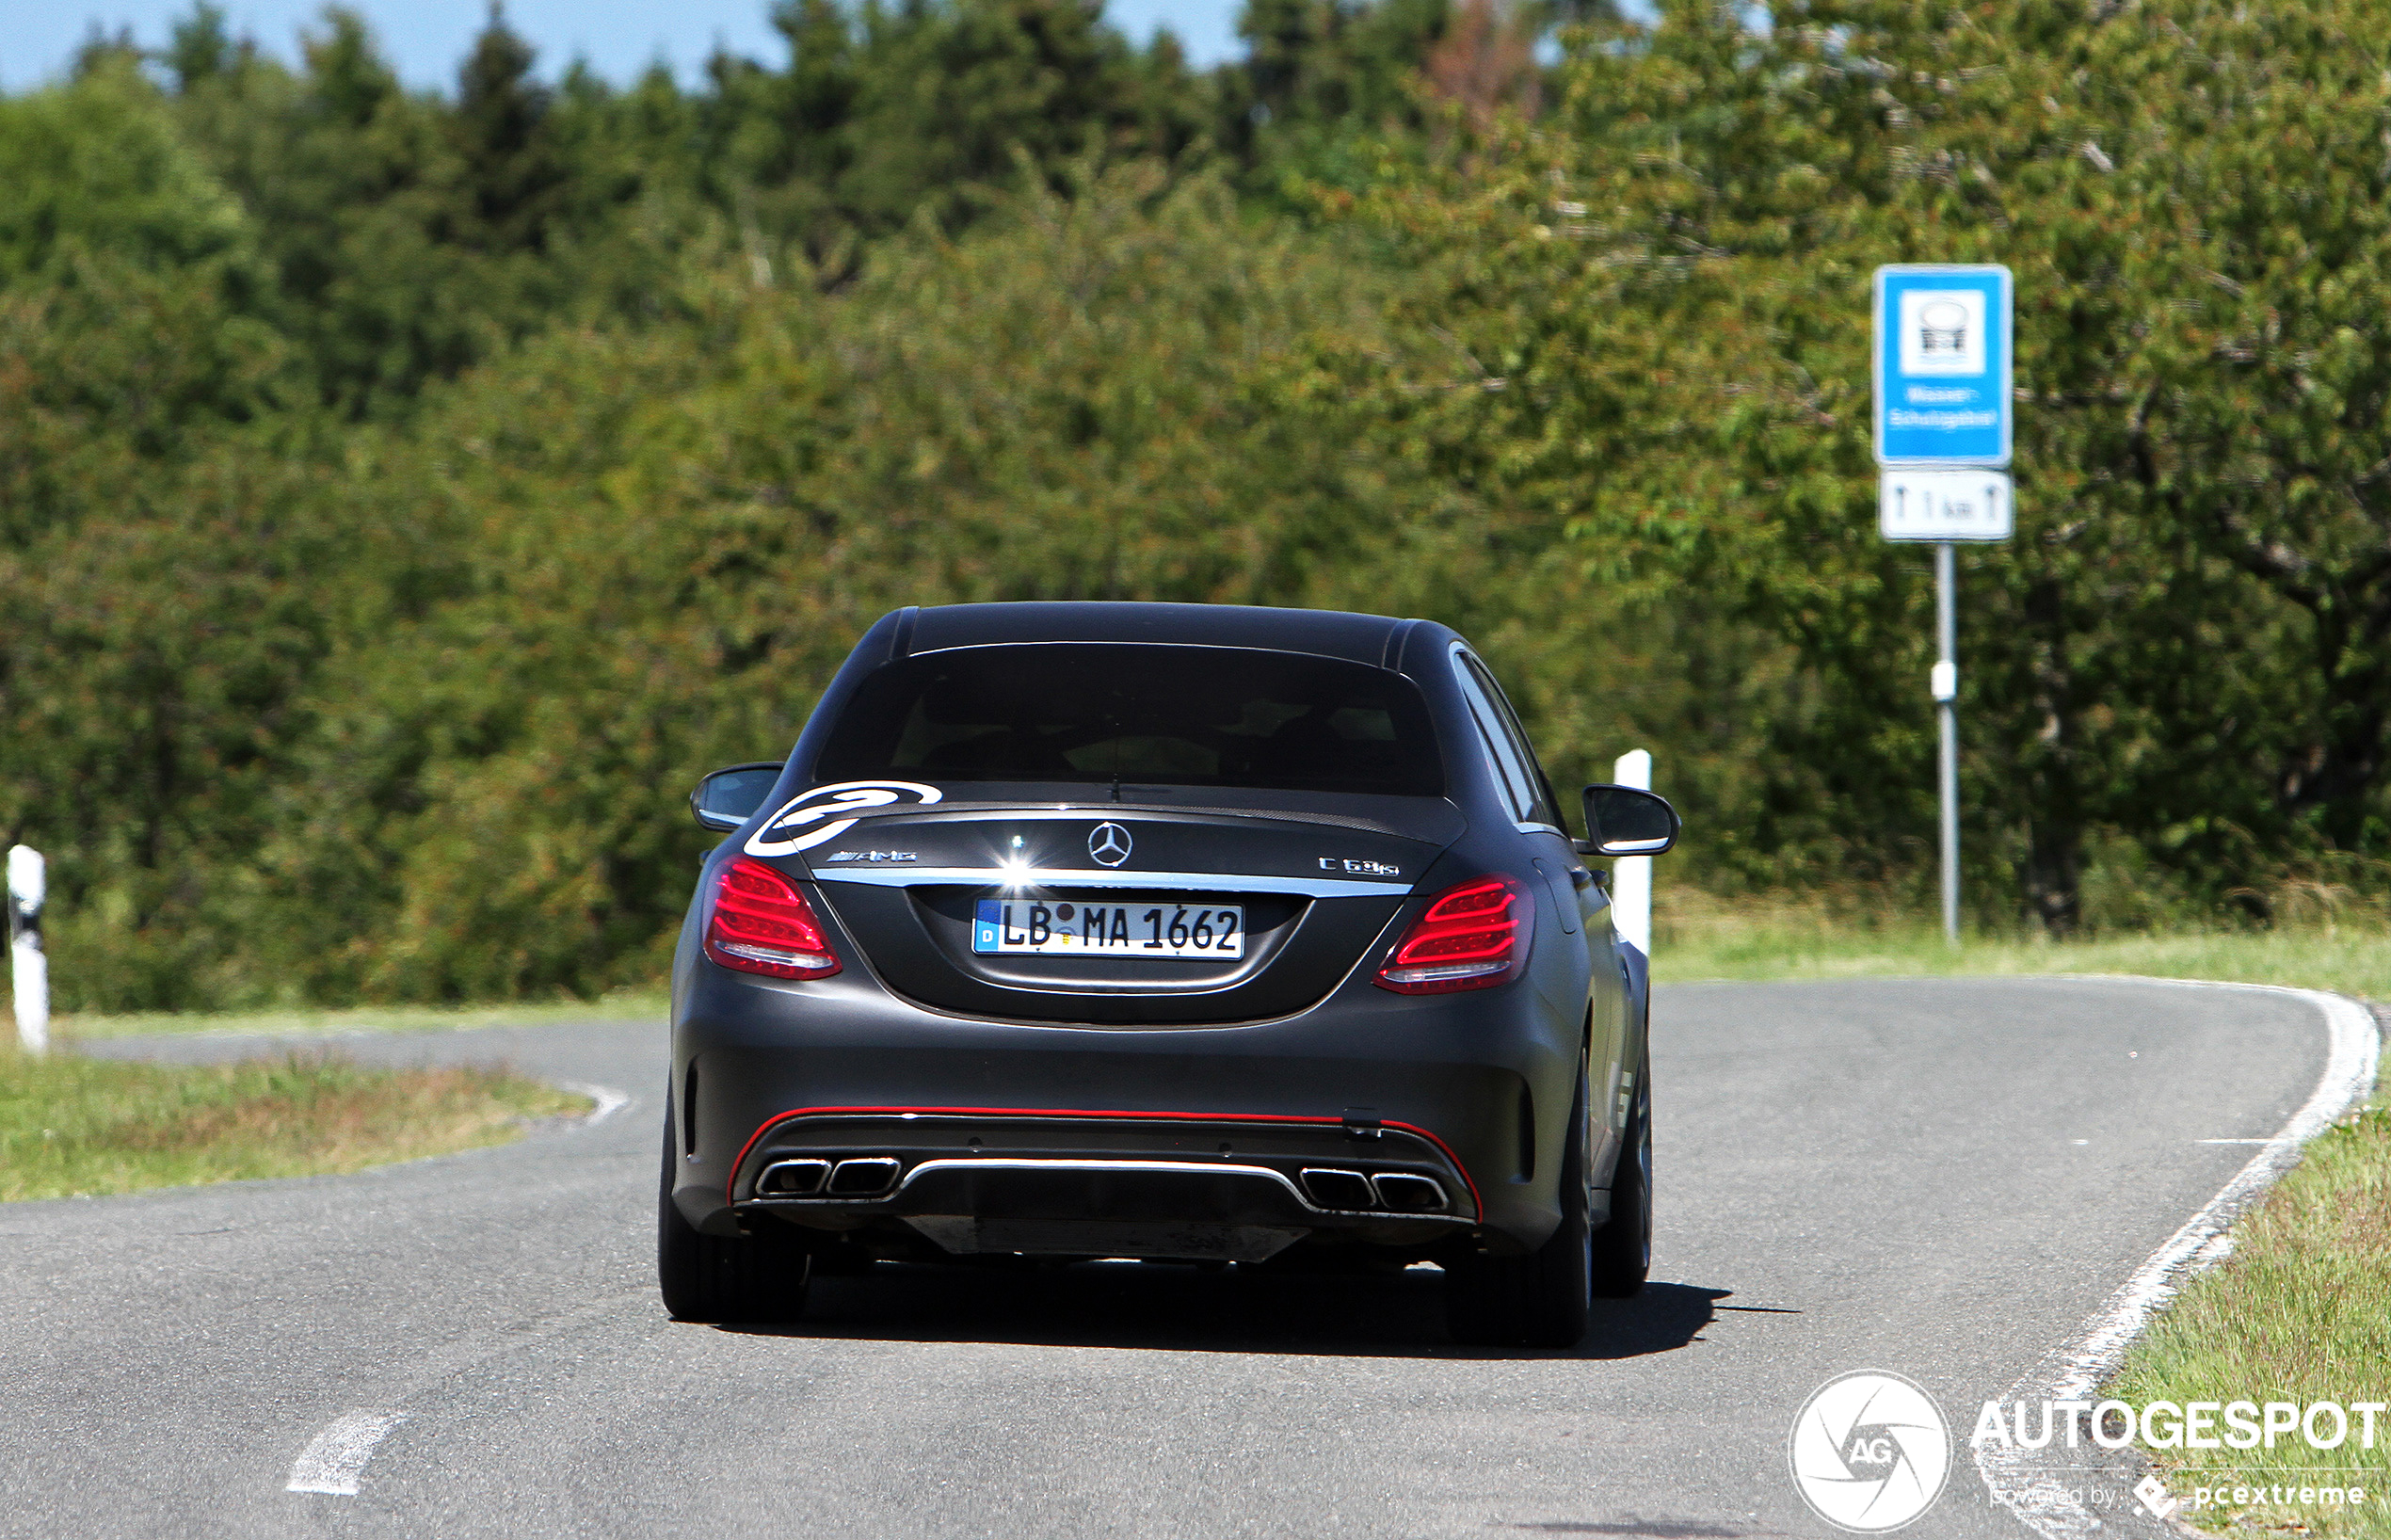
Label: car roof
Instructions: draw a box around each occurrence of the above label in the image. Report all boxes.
[898,602,1427,668]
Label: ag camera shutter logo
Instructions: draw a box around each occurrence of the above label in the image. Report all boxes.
[1789,1371,1952,1532]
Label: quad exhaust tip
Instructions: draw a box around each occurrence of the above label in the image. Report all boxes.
[1297,1168,1377,1211]
[756,1155,902,1197]
[1370,1173,1449,1212]
[1298,1169,1450,1213]
[826,1156,903,1195]
[756,1158,830,1196]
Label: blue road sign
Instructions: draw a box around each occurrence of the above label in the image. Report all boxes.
[1874,265,2012,467]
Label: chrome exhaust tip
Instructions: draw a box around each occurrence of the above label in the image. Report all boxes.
[826,1156,903,1195]
[1371,1173,1449,1212]
[756,1158,831,1196]
[1297,1168,1377,1211]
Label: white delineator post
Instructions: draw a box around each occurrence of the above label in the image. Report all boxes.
[1612,750,1653,954]
[8,844,48,1056]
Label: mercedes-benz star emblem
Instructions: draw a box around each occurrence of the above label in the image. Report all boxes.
[1088,823,1133,867]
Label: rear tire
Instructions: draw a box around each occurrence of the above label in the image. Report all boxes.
[658,1115,811,1323]
[1589,1064,1651,1299]
[1446,1068,1594,1349]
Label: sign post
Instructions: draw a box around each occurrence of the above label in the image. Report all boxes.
[1874,265,2013,945]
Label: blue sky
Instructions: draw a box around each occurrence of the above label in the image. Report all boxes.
[0,0,1247,91]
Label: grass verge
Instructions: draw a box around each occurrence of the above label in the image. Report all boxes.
[55,989,667,1042]
[2107,1101,2391,1536]
[0,1048,590,1202]
[1649,890,2391,1002]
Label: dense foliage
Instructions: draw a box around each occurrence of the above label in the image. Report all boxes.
[3,0,2386,1009]
[1363,0,2391,928]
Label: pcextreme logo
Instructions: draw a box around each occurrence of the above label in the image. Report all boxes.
[1788,1372,1952,1532]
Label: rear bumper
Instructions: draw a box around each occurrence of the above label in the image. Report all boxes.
[728,1107,1476,1262]
[668,954,1585,1257]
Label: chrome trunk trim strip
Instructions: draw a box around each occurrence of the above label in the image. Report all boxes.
[808,865,1409,897]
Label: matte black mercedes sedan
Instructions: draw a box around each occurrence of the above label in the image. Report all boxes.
[661,602,1677,1346]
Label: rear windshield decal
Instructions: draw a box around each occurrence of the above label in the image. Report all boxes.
[746,780,943,858]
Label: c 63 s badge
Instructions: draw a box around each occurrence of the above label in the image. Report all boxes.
[746,780,941,858]
[1318,857,1401,877]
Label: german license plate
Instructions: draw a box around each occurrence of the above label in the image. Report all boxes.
[971,898,1245,959]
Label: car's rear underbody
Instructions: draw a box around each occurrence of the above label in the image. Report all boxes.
[731,1106,1483,1265]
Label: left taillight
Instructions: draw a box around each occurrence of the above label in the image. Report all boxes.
[704,857,840,980]
[1372,873,1533,994]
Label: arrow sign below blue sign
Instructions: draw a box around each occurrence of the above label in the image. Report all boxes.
[1874,265,2012,467]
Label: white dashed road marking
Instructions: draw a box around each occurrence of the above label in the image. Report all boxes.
[286,1410,409,1496]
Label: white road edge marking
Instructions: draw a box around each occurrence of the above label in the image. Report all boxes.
[557,1082,631,1124]
[1976,979,2380,1539]
[286,1410,409,1496]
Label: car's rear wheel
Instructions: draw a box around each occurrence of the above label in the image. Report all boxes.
[1445,1067,1593,1349]
[1589,1062,1651,1299]
[658,1115,811,1323]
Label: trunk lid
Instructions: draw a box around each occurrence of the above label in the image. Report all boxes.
[799,798,1461,1025]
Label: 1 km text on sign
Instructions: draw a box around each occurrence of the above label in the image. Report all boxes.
[1880,469,2014,543]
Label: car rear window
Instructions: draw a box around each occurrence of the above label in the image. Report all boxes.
[814,644,1445,796]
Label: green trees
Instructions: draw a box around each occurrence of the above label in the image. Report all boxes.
[0,49,329,1008]
[5,0,2388,1008]
[261,163,1441,1000]
[702,0,1210,271]
[1220,0,1451,179]
[1356,0,2391,925]
[162,6,665,416]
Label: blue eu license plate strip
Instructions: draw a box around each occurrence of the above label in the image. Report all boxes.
[971,899,1244,959]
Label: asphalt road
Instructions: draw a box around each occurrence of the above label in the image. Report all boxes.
[4,977,2341,1538]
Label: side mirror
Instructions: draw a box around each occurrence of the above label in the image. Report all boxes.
[691,762,785,832]
[1581,784,1680,858]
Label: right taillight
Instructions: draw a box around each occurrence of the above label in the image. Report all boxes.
[704,857,840,980]
[1372,873,1534,994]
